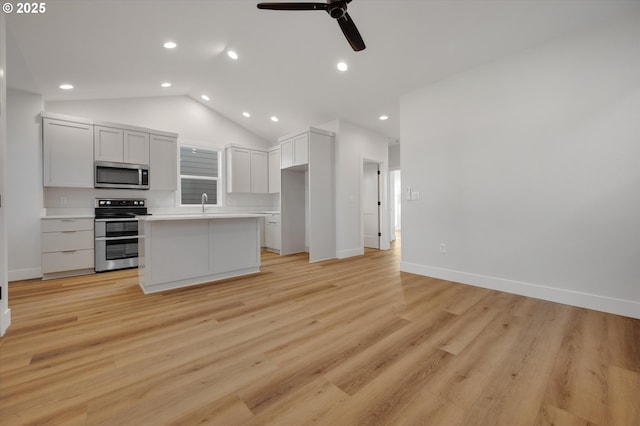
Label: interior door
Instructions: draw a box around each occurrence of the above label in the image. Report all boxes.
[363,162,380,249]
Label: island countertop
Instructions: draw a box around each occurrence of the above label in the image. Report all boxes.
[138,213,269,221]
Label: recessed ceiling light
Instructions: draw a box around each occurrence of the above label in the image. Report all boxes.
[227,50,238,60]
[161,82,171,88]
[270,116,279,123]
[379,115,389,121]
[337,62,348,72]
[59,84,74,90]
[201,94,210,101]
[163,41,177,49]
[242,112,251,118]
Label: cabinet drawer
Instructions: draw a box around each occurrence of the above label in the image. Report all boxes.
[42,230,94,253]
[42,218,94,232]
[42,249,94,274]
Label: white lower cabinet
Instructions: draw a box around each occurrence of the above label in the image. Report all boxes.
[41,218,94,278]
[138,216,261,294]
[264,214,281,252]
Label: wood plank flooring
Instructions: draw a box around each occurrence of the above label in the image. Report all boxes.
[1,241,639,425]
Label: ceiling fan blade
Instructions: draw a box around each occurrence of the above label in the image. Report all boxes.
[337,12,366,51]
[257,2,328,11]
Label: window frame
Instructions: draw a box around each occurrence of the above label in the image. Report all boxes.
[178,143,223,207]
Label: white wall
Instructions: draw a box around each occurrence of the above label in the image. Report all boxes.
[46,95,271,150]
[0,12,11,335]
[388,143,400,171]
[400,13,640,319]
[6,89,43,280]
[318,120,389,258]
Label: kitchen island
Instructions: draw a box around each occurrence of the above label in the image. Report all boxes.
[137,213,265,294]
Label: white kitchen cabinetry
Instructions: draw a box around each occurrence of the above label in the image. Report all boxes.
[227,147,251,193]
[264,214,281,252]
[94,124,150,165]
[138,215,262,294]
[41,217,94,279]
[268,147,280,193]
[150,132,178,191]
[226,146,269,194]
[124,130,150,164]
[280,128,335,262]
[251,151,268,194]
[280,132,308,169]
[94,126,123,162]
[42,114,94,188]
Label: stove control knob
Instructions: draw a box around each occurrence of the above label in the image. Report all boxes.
[106,201,111,205]
[140,201,145,206]
[133,201,138,205]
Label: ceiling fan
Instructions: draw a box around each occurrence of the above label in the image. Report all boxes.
[257,0,366,51]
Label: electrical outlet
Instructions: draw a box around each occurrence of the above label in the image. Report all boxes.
[411,191,420,200]
[439,243,447,254]
[60,196,67,206]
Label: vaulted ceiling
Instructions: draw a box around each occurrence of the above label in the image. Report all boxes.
[6,0,640,143]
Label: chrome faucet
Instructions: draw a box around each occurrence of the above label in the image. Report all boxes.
[201,192,208,213]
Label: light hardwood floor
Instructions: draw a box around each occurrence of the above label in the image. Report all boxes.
[1,241,639,425]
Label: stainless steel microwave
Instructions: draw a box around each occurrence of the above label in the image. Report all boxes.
[95,161,149,190]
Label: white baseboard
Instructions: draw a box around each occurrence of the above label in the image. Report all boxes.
[400,261,640,320]
[9,267,41,282]
[337,248,364,259]
[1,308,11,337]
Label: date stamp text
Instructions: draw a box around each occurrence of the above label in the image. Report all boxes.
[3,2,47,14]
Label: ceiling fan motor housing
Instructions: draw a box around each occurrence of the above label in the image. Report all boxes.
[328,1,347,19]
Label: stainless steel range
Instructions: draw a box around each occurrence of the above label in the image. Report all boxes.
[94,198,148,272]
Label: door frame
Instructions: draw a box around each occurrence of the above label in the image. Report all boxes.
[360,157,390,252]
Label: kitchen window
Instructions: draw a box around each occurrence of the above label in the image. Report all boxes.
[179,146,220,206]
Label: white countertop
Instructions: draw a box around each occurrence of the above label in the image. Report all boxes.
[41,215,95,219]
[138,213,269,221]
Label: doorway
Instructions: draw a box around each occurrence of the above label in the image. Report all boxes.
[390,169,401,243]
[363,161,380,249]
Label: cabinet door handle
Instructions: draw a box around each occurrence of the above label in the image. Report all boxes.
[61,219,77,222]
[62,250,78,253]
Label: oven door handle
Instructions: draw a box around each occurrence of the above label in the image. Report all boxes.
[95,236,139,242]
[95,217,138,222]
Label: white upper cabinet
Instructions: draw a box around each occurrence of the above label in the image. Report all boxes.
[94,126,123,162]
[226,146,269,194]
[280,132,308,169]
[150,133,178,191]
[227,147,251,193]
[124,130,150,164]
[42,115,94,188]
[268,147,280,193]
[280,138,294,169]
[42,112,178,190]
[292,133,308,166]
[251,151,268,194]
[95,125,149,165]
